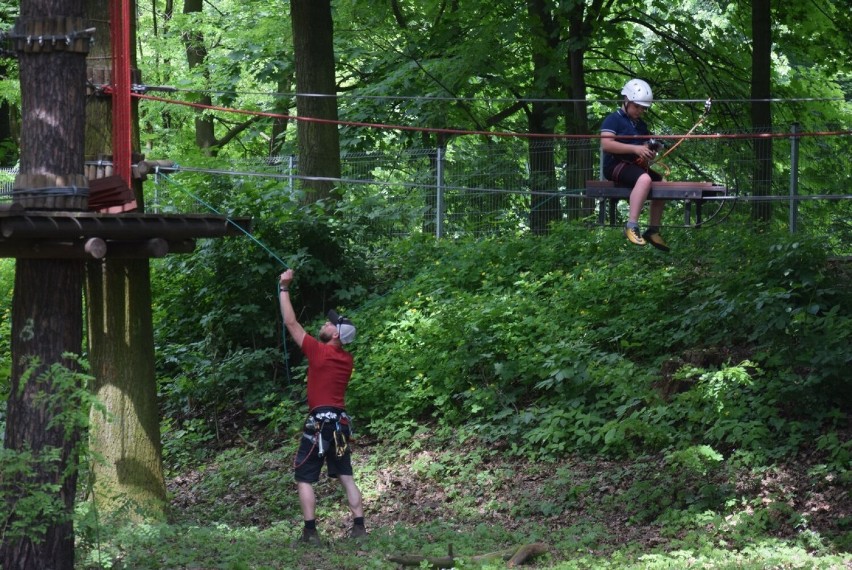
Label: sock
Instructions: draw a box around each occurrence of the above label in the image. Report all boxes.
[646,225,659,234]
[353,517,365,527]
[304,519,317,530]
[626,221,639,229]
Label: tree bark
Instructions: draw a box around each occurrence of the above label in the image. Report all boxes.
[182,0,217,155]
[1,0,88,566]
[3,262,84,570]
[564,0,598,220]
[290,0,341,201]
[83,0,168,521]
[526,0,562,234]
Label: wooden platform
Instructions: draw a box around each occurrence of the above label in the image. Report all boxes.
[585,180,727,227]
[0,207,251,259]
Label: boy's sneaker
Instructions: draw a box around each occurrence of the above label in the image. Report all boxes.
[642,230,670,252]
[624,225,646,246]
[297,528,321,546]
[349,524,368,539]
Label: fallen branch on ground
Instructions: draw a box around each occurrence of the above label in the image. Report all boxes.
[387,542,549,568]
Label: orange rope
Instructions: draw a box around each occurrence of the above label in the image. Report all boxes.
[131,92,851,141]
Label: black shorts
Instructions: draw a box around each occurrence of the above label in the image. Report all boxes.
[293,415,353,483]
[606,160,663,187]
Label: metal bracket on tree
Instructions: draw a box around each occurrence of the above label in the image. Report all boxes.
[3,17,95,55]
[12,173,90,211]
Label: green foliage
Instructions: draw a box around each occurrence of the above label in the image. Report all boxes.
[151,173,375,436]
[0,355,101,546]
[0,258,13,431]
[73,435,851,569]
[347,224,850,465]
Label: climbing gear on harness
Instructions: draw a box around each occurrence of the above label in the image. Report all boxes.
[334,424,348,458]
[296,408,352,463]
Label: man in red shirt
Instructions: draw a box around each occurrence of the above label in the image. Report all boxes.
[278,268,365,545]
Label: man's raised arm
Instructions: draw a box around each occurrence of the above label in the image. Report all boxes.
[279,269,307,347]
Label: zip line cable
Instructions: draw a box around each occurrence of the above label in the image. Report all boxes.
[134,92,852,141]
[131,85,850,105]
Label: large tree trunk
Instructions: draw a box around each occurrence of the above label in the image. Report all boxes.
[182,0,217,155]
[564,1,596,220]
[85,260,167,519]
[290,0,341,201]
[750,0,772,222]
[1,1,88,567]
[526,0,562,234]
[83,0,167,521]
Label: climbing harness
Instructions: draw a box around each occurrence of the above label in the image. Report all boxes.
[293,409,353,466]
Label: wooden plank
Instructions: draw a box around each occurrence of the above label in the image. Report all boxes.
[585,180,726,200]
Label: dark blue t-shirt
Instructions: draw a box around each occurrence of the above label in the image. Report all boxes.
[600,108,651,173]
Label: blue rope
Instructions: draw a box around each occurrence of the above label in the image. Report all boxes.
[157,172,289,267]
[156,171,293,386]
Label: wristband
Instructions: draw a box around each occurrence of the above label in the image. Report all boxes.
[279,286,289,293]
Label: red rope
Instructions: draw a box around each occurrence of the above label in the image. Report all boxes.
[132,92,851,141]
[110,0,132,185]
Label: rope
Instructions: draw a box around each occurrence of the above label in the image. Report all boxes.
[155,171,293,386]
[134,92,852,141]
[157,171,288,267]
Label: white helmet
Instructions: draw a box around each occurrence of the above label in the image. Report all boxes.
[621,78,653,108]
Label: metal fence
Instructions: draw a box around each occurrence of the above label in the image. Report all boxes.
[146,128,850,254]
[2,127,850,255]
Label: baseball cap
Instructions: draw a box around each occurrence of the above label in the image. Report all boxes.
[327,309,356,345]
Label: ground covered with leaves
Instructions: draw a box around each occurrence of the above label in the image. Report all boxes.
[135,427,852,570]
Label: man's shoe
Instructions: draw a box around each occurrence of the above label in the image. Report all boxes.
[349,524,368,539]
[298,528,321,546]
[624,225,646,246]
[642,230,670,252]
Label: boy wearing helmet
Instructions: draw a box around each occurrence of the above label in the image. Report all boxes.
[600,78,669,251]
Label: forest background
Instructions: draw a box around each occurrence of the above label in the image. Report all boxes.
[0,0,850,568]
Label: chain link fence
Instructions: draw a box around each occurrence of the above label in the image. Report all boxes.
[0,126,849,254]
[147,128,850,254]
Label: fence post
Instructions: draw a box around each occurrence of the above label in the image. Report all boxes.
[789,123,799,233]
[436,146,444,239]
[288,154,295,195]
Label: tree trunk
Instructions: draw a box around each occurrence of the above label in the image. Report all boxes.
[290,0,341,201]
[85,260,168,519]
[750,0,772,222]
[526,0,562,234]
[1,2,88,567]
[3,262,85,570]
[183,0,217,155]
[83,0,168,521]
[564,2,596,220]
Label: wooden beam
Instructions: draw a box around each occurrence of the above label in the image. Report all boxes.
[0,238,106,259]
[104,238,168,258]
[0,214,252,240]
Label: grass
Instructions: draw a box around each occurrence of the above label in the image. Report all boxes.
[75,430,852,569]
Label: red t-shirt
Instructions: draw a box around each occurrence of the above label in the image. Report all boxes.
[301,334,354,411]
